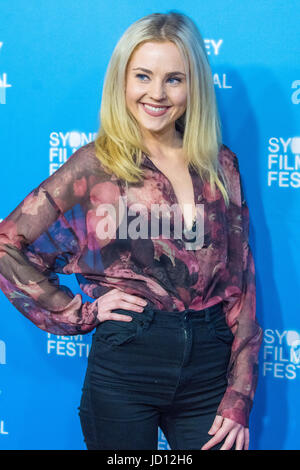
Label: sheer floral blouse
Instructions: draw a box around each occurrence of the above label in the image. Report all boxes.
[0,141,262,428]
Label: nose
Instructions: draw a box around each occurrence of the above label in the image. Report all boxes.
[148,79,167,101]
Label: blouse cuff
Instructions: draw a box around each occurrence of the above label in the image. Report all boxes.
[216,388,253,428]
[50,294,100,328]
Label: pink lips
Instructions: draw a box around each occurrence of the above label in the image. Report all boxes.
[141,103,170,117]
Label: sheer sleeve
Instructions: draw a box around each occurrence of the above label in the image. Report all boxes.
[216,148,263,428]
[0,144,100,335]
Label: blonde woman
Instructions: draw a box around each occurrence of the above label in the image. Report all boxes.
[0,11,262,450]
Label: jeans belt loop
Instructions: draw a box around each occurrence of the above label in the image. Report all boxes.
[204,307,211,322]
[139,304,155,330]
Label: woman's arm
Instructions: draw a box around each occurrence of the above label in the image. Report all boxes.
[201,147,263,450]
[217,148,263,428]
[0,144,100,335]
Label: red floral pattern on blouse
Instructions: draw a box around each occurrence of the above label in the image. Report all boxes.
[0,141,262,427]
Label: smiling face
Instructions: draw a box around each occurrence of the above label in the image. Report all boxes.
[125,40,188,140]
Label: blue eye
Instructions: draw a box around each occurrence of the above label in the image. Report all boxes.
[168,77,182,84]
[135,74,182,84]
[136,74,148,81]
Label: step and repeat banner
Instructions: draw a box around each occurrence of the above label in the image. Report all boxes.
[0,0,299,450]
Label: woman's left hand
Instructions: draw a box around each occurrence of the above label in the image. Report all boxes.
[201,415,249,450]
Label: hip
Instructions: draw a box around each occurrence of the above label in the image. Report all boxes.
[86,301,234,390]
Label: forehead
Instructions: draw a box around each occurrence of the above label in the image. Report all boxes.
[128,41,186,70]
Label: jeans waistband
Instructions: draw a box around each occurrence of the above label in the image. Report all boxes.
[149,301,224,321]
[113,301,224,330]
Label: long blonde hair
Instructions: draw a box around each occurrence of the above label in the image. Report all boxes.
[94,11,230,207]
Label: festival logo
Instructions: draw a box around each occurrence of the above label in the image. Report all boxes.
[49,131,97,174]
[263,328,300,379]
[46,333,91,358]
[267,137,300,188]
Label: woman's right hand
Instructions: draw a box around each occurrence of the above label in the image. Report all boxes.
[96,288,148,323]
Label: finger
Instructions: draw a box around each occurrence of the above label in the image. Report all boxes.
[97,312,133,323]
[201,419,240,451]
[109,313,134,322]
[235,428,245,450]
[108,298,147,313]
[97,300,145,320]
[219,428,239,450]
[114,299,148,313]
[117,291,148,307]
[208,415,223,435]
[244,428,250,450]
[201,428,228,450]
[104,288,148,307]
[97,308,135,322]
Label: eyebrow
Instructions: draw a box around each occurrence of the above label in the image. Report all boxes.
[132,67,186,76]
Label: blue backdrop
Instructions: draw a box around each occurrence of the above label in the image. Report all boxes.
[0,0,299,450]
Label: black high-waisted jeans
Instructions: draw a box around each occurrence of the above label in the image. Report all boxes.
[78,301,234,450]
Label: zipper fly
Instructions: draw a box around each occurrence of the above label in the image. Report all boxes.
[182,313,191,367]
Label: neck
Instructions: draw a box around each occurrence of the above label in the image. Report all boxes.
[142,127,184,162]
